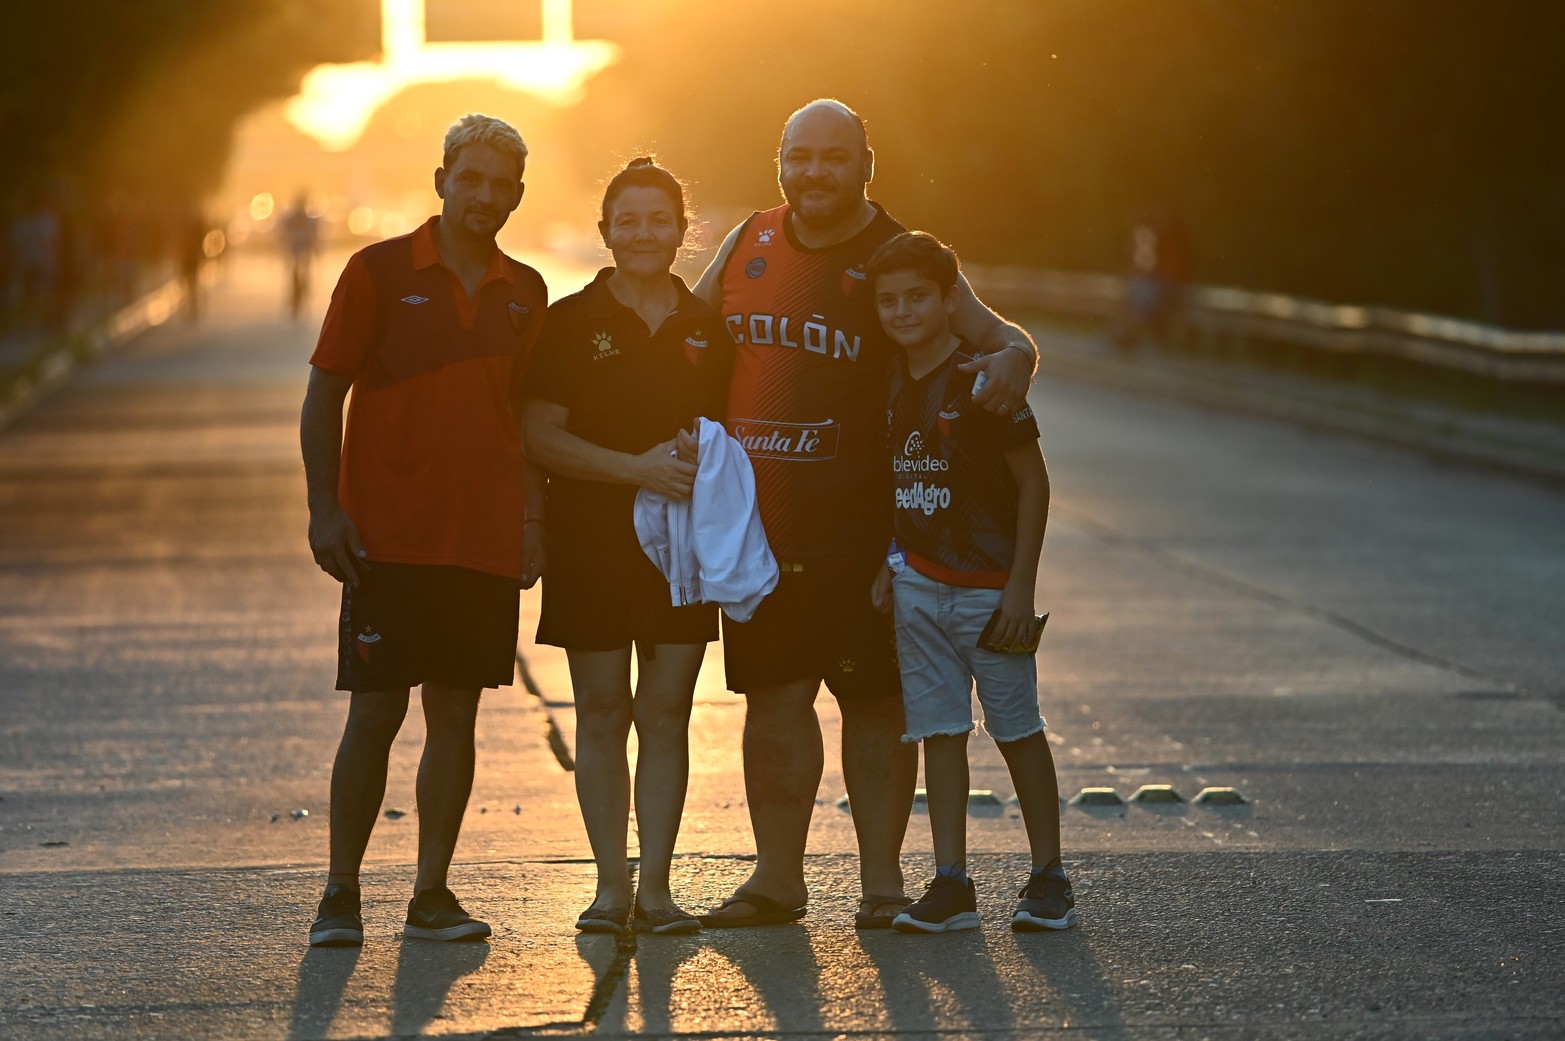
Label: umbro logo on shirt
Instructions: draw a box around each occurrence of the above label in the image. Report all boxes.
[400,295,429,305]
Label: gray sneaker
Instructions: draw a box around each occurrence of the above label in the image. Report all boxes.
[892,875,981,933]
[309,887,364,947]
[403,886,491,941]
[1012,870,1078,931]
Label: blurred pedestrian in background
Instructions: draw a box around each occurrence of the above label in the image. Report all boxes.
[280,192,320,320]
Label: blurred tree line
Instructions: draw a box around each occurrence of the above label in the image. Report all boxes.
[570,0,1560,329]
[5,0,1559,328]
[0,1,374,329]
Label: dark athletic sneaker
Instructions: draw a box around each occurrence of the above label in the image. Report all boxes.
[1011,870,1078,931]
[892,875,981,933]
[309,887,364,947]
[403,886,491,941]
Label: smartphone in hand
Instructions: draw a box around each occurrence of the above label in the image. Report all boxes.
[977,610,1048,654]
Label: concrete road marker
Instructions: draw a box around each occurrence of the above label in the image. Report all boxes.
[1069,786,1128,807]
[1129,784,1186,804]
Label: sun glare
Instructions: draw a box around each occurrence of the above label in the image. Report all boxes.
[286,0,620,151]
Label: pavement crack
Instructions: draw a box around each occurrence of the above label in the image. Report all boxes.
[516,650,576,772]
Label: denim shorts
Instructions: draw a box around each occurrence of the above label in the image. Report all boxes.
[891,566,1046,743]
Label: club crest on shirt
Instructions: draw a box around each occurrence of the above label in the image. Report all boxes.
[590,331,621,360]
[937,405,962,438]
[745,257,767,279]
[506,300,533,335]
[841,264,867,297]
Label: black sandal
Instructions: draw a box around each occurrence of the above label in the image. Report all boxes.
[633,904,702,935]
[855,894,913,930]
[575,904,630,934]
[699,891,807,929]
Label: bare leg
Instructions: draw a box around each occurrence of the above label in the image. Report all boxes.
[414,683,481,894]
[838,691,918,898]
[567,648,635,909]
[708,678,820,916]
[921,733,970,871]
[326,689,410,891]
[996,731,1062,868]
[629,643,704,911]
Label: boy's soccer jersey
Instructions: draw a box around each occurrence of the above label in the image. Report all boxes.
[887,342,1041,588]
[718,203,905,564]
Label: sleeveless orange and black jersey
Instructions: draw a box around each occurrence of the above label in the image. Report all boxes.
[719,202,905,565]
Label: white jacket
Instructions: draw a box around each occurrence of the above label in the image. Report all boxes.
[634,417,778,622]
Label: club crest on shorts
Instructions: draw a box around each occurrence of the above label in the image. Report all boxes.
[355,627,382,664]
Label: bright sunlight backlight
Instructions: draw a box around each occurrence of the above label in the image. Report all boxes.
[286,0,620,151]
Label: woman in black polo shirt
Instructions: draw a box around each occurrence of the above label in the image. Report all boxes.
[524,159,733,935]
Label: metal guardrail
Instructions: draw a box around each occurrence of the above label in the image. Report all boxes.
[967,266,1565,385]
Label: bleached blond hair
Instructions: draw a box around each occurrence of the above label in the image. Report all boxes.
[442,114,528,177]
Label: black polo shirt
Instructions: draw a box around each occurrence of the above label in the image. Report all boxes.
[525,268,735,539]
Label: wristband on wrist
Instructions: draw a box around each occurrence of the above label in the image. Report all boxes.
[1002,342,1036,364]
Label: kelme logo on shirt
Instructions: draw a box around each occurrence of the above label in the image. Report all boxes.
[757,228,775,245]
[730,418,840,462]
[400,295,429,305]
[590,331,621,360]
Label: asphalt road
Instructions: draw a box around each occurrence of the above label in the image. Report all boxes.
[0,250,1560,1039]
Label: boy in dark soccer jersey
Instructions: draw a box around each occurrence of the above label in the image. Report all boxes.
[867,232,1076,933]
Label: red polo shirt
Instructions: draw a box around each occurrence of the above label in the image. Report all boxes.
[310,216,548,579]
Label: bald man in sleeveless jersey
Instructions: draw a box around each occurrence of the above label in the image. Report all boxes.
[690,99,1039,929]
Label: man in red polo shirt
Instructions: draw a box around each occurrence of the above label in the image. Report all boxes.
[300,114,547,947]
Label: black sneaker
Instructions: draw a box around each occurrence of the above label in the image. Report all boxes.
[403,886,491,941]
[309,887,364,947]
[892,875,980,933]
[1012,870,1077,930]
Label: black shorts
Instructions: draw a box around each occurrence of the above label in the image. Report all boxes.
[722,554,900,699]
[336,563,520,692]
[536,527,717,651]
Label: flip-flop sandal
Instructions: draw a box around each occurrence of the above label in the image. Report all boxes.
[575,904,630,934]
[855,894,914,930]
[633,905,703,935]
[699,891,807,929]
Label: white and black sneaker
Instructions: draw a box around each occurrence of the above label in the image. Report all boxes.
[1012,869,1078,931]
[403,886,491,941]
[309,886,364,947]
[892,875,981,933]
